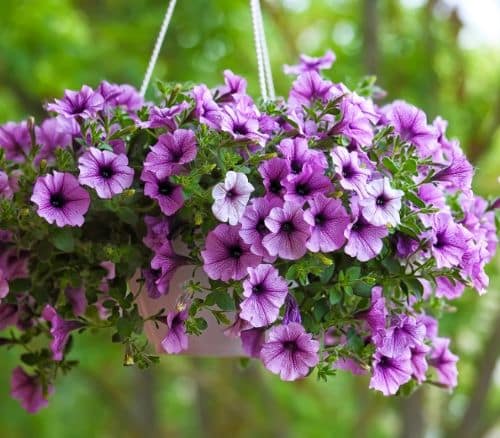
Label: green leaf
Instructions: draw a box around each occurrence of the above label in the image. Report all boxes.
[51,228,75,252]
[205,291,235,311]
[352,280,372,297]
[402,158,417,174]
[9,278,32,293]
[382,157,398,174]
[345,266,361,281]
[405,191,426,209]
[116,207,138,226]
[329,287,342,305]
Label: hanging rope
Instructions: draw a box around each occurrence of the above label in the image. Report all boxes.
[255,0,275,100]
[250,0,268,100]
[139,0,178,98]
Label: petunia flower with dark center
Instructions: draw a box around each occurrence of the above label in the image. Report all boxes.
[201,224,262,281]
[31,171,90,227]
[260,323,320,381]
[78,147,134,199]
[46,85,104,119]
[142,171,184,216]
[240,264,288,327]
[359,177,404,227]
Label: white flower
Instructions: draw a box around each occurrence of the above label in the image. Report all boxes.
[212,171,254,225]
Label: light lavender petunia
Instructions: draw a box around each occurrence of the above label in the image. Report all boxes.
[263,202,311,260]
[428,213,469,269]
[239,196,283,258]
[161,308,189,354]
[359,178,404,227]
[240,264,288,328]
[31,172,91,227]
[212,171,254,225]
[0,121,32,163]
[428,337,458,389]
[11,367,54,414]
[369,350,413,396]
[78,147,134,199]
[284,50,336,75]
[46,85,104,119]
[330,147,371,195]
[143,129,197,179]
[42,305,83,361]
[283,164,333,205]
[260,323,320,381]
[278,137,327,176]
[303,194,350,252]
[201,224,262,281]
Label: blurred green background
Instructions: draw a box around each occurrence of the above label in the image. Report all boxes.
[0,0,499,437]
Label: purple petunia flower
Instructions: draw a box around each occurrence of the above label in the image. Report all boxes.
[220,97,266,147]
[143,215,170,252]
[359,178,404,227]
[0,303,17,330]
[31,172,91,227]
[435,276,465,300]
[65,286,87,317]
[143,129,197,179]
[344,203,388,262]
[11,367,54,414]
[282,294,302,325]
[241,327,266,358]
[142,268,171,299]
[384,100,437,158]
[46,85,104,119]
[434,150,474,192]
[0,171,17,200]
[428,337,458,388]
[369,350,413,396]
[263,202,311,260]
[138,102,190,130]
[192,84,222,129]
[260,323,320,381]
[418,183,447,209]
[42,305,83,361]
[239,196,283,258]
[258,157,289,199]
[98,81,143,112]
[379,315,426,357]
[288,71,334,109]
[330,147,371,195]
[212,171,254,225]
[161,308,188,354]
[428,213,469,269]
[0,121,31,163]
[142,171,184,216]
[201,224,262,281]
[363,286,387,336]
[331,98,374,147]
[78,147,134,199]
[278,137,327,176]
[284,50,336,75]
[35,117,73,165]
[150,242,187,296]
[410,343,430,383]
[283,164,333,205]
[303,194,350,252]
[220,69,247,96]
[240,264,288,328]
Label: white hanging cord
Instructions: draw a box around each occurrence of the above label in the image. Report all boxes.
[250,0,268,100]
[139,0,178,98]
[255,0,275,100]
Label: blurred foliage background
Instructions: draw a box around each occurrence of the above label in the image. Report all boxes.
[0,0,499,437]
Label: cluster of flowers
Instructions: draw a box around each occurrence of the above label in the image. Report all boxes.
[0,51,497,413]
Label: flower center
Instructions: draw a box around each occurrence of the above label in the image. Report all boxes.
[295,183,310,196]
[379,355,391,368]
[158,180,173,196]
[342,166,353,178]
[291,160,302,174]
[351,220,362,232]
[283,340,298,352]
[281,221,294,233]
[376,196,386,206]
[229,245,242,259]
[315,213,325,225]
[269,179,282,194]
[434,233,445,249]
[226,189,236,199]
[256,219,268,234]
[234,124,248,135]
[252,284,263,294]
[99,166,114,179]
[50,193,65,208]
